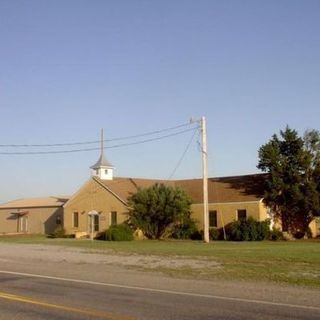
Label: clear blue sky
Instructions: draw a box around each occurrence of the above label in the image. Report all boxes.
[0,0,319,202]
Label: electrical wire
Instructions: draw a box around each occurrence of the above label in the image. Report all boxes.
[0,122,196,148]
[167,129,198,180]
[0,127,199,155]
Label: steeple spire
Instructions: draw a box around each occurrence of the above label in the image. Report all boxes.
[90,129,114,180]
[101,128,104,156]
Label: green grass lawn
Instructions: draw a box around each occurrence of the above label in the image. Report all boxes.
[1,235,319,287]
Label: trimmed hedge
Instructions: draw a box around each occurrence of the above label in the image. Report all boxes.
[105,224,134,241]
[226,218,270,241]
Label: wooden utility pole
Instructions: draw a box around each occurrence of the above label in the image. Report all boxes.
[201,116,209,243]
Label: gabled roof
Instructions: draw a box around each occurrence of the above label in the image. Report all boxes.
[0,174,266,210]
[0,196,70,209]
[93,174,266,205]
[175,174,266,203]
[94,177,175,204]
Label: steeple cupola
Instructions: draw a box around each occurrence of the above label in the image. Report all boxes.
[90,129,114,180]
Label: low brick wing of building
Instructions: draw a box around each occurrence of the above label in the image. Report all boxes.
[0,196,69,235]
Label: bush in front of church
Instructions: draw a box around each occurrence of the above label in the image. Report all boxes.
[105,223,134,241]
[49,225,66,238]
[127,183,192,240]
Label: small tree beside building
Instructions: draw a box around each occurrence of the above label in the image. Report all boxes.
[127,183,193,239]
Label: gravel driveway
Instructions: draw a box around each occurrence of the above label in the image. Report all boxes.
[0,243,220,270]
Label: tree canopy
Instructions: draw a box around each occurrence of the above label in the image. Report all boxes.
[257,126,320,237]
[127,183,192,239]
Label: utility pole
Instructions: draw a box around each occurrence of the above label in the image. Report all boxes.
[200,116,209,243]
[190,116,209,243]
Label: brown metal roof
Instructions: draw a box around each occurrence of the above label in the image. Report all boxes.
[175,174,266,203]
[95,174,266,204]
[95,177,175,203]
[0,196,70,209]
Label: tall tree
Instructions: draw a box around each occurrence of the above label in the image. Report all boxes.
[127,184,192,239]
[257,127,320,237]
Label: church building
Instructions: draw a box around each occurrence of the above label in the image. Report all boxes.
[3,132,318,238]
[62,139,270,238]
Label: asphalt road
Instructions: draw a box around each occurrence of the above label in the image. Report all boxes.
[0,270,319,320]
[0,243,319,320]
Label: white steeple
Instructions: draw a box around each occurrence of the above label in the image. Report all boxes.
[90,129,114,180]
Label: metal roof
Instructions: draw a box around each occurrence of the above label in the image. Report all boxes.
[94,173,266,204]
[0,196,70,209]
[90,152,113,169]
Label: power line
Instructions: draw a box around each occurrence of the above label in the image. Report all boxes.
[0,122,194,148]
[167,129,198,180]
[0,127,199,155]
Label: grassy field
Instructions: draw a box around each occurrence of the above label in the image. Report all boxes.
[0,235,319,287]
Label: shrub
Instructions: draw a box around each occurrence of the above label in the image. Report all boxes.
[256,219,270,240]
[105,224,134,241]
[209,228,220,240]
[49,225,66,238]
[226,220,244,241]
[269,228,284,241]
[190,230,203,240]
[171,218,199,240]
[226,218,270,241]
[293,231,306,239]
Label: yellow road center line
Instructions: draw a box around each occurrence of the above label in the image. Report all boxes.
[0,291,135,320]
